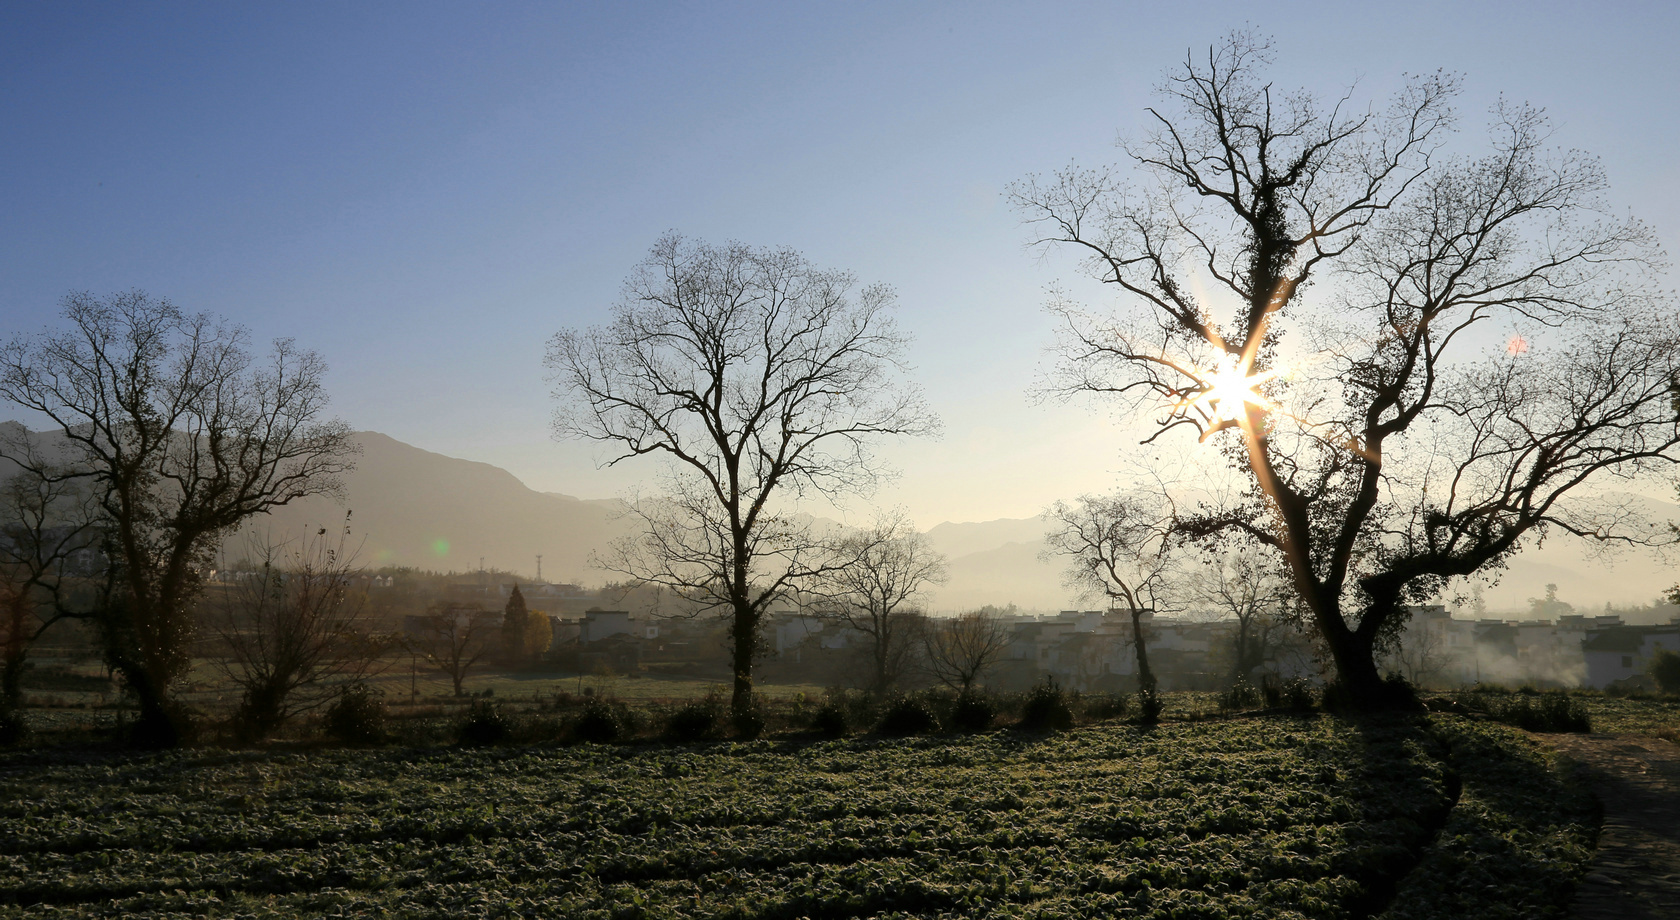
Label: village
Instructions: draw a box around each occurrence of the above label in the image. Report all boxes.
[379,573,1680,695]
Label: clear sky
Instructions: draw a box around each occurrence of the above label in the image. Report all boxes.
[3,1,1676,527]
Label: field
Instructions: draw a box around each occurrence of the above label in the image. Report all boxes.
[0,713,1594,920]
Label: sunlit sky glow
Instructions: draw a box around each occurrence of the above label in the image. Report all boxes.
[2,1,1675,528]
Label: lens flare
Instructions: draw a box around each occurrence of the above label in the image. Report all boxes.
[1191,355,1278,423]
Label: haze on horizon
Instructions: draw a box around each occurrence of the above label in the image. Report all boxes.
[3,2,1678,607]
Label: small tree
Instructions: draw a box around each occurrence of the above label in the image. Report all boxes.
[501,584,530,662]
[0,467,100,735]
[0,292,357,744]
[1648,648,1680,695]
[548,235,938,715]
[1045,492,1177,705]
[522,609,552,661]
[410,603,493,697]
[923,607,1012,693]
[1183,544,1295,685]
[815,511,947,693]
[210,518,387,741]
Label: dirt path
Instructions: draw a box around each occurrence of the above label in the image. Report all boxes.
[1539,733,1680,919]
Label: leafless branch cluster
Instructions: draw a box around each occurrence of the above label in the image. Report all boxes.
[0,291,358,742]
[548,236,939,713]
[1015,30,1680,704]
[810,510,946,692]
[210,519,388,740]
[921,608,1011,694]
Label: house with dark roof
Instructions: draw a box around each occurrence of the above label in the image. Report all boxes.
[1582,626,1680,689]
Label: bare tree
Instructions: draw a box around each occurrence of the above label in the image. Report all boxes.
[922,607,1012,693]
[210,517,388,741]
[1014,32,1680,707]
[0,467,101,736]
[1383,618,1450,689]
[409,603,493,697]
[1045,493,1177,705]
[547,235,938,715]
[0,292,358,744]
[813,511,947,693]
[1182,544,1296,685]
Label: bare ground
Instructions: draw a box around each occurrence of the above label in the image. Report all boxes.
[1539,733,1680,919]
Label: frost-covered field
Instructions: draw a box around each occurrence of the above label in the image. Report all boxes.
[0,716,1591,919]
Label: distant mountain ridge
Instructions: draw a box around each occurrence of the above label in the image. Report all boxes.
[241,431,633,584]
[4,423,1674,613]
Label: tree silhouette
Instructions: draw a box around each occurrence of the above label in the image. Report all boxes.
[547,235,938,715]
[814,511,946,693]
[0,292,357,744]
[1015,32,1680,707]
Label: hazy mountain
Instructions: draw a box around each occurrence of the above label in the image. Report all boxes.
[237,431,633,582]
[923,517,1052,561]
[4,422,1673,612]
[924,493,1680,616]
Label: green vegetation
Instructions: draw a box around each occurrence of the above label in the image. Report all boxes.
[0,714,1593,919]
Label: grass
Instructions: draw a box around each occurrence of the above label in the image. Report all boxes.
[0,713,1594,920]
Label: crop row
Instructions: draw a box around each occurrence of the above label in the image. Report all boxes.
[0,717,1501,919]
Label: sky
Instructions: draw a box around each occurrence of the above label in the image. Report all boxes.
[2,1,1677,529]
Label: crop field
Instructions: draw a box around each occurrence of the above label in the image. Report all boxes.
[0,714,1592,920]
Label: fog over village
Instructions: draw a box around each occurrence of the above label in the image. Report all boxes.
[4,4,1680,919]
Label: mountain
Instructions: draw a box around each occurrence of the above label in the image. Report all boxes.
[235,431,634,582]
[5,422,1674,611]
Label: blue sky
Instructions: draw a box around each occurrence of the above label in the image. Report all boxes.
[3,1,1677,526]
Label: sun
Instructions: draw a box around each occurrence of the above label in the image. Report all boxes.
[1191,354,1278,423]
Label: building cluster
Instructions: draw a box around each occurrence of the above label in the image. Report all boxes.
[386,576,1680,692]
[1396,606,1680,690]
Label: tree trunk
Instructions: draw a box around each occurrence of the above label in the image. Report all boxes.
[1130,608,1156,696]
[1319,612,1409,709]
[0,653,23,721]
[237,681,287,741]
[122,664,187,749]
[730,605,758,716]
[1,594,25,722]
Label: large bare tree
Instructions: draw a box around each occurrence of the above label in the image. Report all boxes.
[814,511,946,693]
[547,235,938,715]
[1014,33,1680,707]
[0,291,358,744]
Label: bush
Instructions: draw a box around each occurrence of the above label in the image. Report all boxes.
[1648,648,1680,695]
[1263,677,1318,711]
[1457,690,1591,733]
[0,712,27,747]
[1019,678,1074,733]
[949,691,997,733]
[809,699,849,738]
[876,695,940,736]
[457,699,514,746]
[732,706,766,740]
[664,696,723,743]
[323,682,386,744]
[1221,677,1260,710]
[571,697,622,743]
[1083,693,1130,722]
[1136,688,1163,724]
